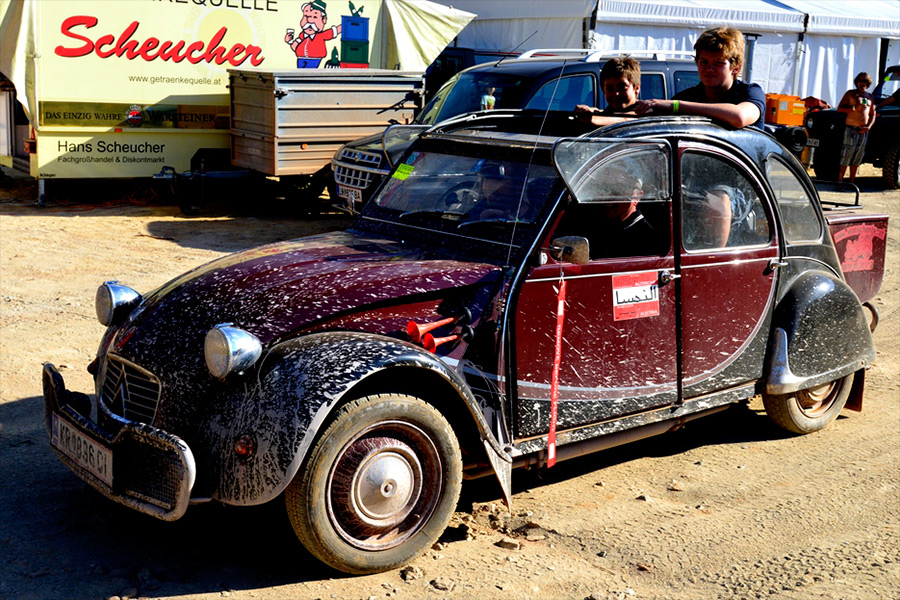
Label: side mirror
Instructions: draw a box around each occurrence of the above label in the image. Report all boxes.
[549,236,590,266]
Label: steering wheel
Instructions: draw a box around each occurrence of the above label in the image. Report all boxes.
[441,183,480,212]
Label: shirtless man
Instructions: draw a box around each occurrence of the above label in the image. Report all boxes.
[573,57,641,127]
[837,72,877,184]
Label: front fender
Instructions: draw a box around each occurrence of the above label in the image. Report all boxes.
[209,331,507,506]
[766,270,876,394]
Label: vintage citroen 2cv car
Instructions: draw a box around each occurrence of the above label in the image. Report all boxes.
[44,110,884,574]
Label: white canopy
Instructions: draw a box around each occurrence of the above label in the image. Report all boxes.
[777,0,900,37]
[433,0,596,52]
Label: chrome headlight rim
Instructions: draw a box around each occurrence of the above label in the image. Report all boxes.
[204,324,262,379]
[95,281,142,327]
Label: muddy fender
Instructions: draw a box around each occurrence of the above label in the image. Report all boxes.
[209,331,508,506]
[766,270,876,395]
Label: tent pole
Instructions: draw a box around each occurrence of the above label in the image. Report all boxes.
[792,14,810,97]
[745,34,759,82]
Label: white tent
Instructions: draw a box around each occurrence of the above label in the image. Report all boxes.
[778,0,900,105]
[590,0,900,107]
[433,0,596,51]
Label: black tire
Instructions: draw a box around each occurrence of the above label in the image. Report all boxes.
[285,394,462,574]
[762,374,853,435]
[883,141,900,189]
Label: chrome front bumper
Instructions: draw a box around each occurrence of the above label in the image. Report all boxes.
[42,363,196,521]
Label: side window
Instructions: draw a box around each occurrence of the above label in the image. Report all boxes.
[525,75,595,112]
[554,147,671,259]
[639,73,665,101]
[765,156,822,243]
[681,152,771,251]
[674,70,700,94]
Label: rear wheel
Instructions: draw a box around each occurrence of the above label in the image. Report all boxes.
[762,374,853,434]
[883,141,900,189]
[285,394,462,574]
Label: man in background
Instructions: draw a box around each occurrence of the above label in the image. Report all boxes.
[837,72,876,184]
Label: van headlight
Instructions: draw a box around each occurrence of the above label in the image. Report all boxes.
[204,324,262,379]
[95,282,142,327]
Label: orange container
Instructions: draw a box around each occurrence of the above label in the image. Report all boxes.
[765,94,806,126]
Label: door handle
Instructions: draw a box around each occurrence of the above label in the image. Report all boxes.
[659,270,681,285]
[768,258,788,272]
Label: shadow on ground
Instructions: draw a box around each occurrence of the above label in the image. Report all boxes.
[0,391,804,599]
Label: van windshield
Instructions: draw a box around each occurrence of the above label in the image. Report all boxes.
[418,72,533,124]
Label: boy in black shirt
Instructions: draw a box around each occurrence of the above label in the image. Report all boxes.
[634,27,766,129]
[574,56,642,127]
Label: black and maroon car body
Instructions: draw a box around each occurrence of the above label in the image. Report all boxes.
[43,110,886,574]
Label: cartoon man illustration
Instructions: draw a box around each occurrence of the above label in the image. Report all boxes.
[285,0,341,69]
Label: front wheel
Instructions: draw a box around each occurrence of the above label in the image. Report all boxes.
[762,374,853,434]
[285,394,462,574]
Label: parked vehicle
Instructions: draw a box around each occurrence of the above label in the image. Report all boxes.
[45,111,886,575]
[157,68,424,215]
[332,49,701,208]
[804,65,900,188]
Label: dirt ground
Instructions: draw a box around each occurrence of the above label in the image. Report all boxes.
[1,166,898,600]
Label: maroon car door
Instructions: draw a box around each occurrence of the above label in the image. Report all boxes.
[512,141,678,439]
[678,144,778,396]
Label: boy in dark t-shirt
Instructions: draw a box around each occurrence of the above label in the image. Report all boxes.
[574,56,642,127]
[634,27,766,129]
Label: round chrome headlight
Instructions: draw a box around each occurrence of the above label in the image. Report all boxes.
[95,282,142,327]
[204,324,262,379]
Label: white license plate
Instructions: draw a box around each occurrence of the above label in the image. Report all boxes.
[807,138,820,147]
[51,413,113,487]
[338,185,362,203]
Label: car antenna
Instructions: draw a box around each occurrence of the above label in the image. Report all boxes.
[494,30,538,67]
[503,53,571,267]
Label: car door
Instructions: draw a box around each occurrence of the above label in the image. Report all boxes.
[512,140,677,439]
[677,143,779,396]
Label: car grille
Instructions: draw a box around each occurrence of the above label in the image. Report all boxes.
[100,355,161,424]
[334,148,382,190]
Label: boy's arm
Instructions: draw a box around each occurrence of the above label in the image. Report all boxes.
[633,98,760,129]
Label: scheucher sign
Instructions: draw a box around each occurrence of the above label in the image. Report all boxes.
[54,15,265,66]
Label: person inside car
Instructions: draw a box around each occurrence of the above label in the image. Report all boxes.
[474,162,533,221]
[633,27,766,129]
[574,57,641,127]
[556,163,659,259]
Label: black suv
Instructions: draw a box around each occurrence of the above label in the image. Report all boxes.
[331,50,700,208]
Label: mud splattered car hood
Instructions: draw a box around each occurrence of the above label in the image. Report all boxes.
[112,230,501,365]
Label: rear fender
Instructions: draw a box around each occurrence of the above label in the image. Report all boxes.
[210,331,510,506]
[766,270,875,395]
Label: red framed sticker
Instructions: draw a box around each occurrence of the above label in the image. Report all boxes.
[612,271,660,321]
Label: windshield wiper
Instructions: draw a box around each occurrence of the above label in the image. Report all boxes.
[456,217,528,231]
[399,209,467,221]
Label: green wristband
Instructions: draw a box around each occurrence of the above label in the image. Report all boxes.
[673,100,680,114]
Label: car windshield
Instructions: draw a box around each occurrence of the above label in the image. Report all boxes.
[417,72,534,124]
[357,145,560,262]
